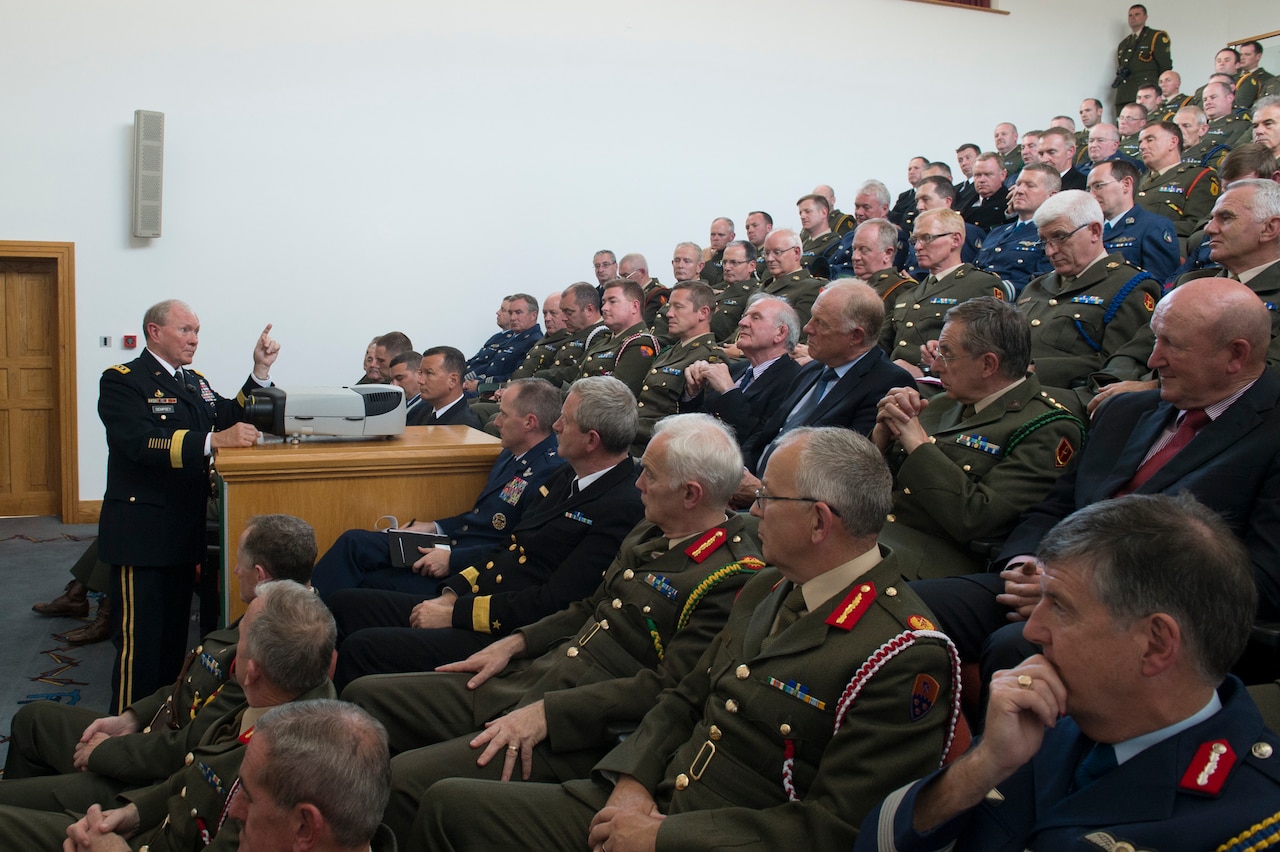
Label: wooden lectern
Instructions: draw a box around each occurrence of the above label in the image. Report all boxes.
[214,425,502,621]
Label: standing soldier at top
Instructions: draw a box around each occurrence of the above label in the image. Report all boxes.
[1114,4,1172,115]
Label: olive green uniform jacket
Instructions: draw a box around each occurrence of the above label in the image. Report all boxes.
[881,375,1084,579]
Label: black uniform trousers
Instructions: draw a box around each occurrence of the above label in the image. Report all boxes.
[110,562,197,714]
[329,589,494,691]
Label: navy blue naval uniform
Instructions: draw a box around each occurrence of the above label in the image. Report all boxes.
[855,677,1280,852]
[311,432,562,602]
[1103,204,1179,283]
[973,220,1052,295]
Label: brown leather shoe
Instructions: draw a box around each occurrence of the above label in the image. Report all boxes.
[33,580,90,618]
[61,598,112,646]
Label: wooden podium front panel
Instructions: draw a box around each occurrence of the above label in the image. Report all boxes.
[215,425,502,621]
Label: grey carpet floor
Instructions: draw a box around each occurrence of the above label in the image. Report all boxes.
[0,516,200,768]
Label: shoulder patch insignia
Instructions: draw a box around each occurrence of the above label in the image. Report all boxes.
[1209,176,1220,196]
[108,364,130,374]
[910,673,940,721]
[827,583,875,631]
[640,346,655,357]
[1055,437,1075,468]
[685,527,727,563]
[907,614,935,631]
[1178,739,1235,795]
[1144,292,1156,311]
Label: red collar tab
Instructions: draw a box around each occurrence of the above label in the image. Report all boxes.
[1178,739,1235,796]
[827,583,876,631]
[685,528,727,563]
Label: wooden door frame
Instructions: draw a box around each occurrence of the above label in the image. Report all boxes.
[0,241,80,522]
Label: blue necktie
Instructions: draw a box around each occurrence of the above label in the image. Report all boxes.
[1071,742,1117,791]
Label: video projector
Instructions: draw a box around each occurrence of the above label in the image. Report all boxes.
[243,385,406,439]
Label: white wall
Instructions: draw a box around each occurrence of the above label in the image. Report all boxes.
[0,0,1273,503]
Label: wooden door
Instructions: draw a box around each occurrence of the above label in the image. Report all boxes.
[0,259,59,515]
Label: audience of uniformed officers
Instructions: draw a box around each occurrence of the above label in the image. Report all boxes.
[7,7,1280,850]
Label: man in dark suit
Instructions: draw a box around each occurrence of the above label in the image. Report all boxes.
[915,278,1280,685]
[953,143,982,214]
[311,378,563,601]
[962,153,1012,233]
[1038,127,1087,192]
[97,299,278,713]
[386,349,424,420]
[409,345,483,428]
[683,294,801,450]
[327,376,645,689]
[740,281,915,477]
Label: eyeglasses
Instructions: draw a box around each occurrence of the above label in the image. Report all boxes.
[1086,179,1118,192]
[763,248,799,258]
[933,349,980,365]
[1041,223,1090,247]
[913,232,958,246]
[753,487,841,516]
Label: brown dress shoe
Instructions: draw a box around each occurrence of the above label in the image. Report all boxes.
[33,580,90,618]
[61,598,112,646]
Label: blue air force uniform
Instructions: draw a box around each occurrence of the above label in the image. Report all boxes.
[311,432,563,601]
[973,220,1052,295]
[1103,205,1180,283]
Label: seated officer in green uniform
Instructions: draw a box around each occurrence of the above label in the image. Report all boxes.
[1117,103,1147,160]
[799,194,840,274]
[534,281,607,387]
[576,278,659,399]
[414,427,958,851]
[873,297,1083,580]
[1203,81,1254,150]
[343,414,763,846]
[632,281,724,454]
[1017,189,1160,415]
[0,580,337,849]
[884,208,1004,378]
[1177,105,1230,171]
[708,240,762,343]
[760,228,824,335]
[1137,120,1220,241]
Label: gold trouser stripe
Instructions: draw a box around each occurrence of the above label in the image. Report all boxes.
[116,567,136,710]
[169,429,189,468]
[472,596,491,634]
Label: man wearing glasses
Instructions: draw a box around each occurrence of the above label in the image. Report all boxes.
[709,240,763,343]
[873,297,1083,580]
[884,208,1004,377]
[759,229,824,332]
[1088,159,1179,283]
[1015,190,1161,414]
